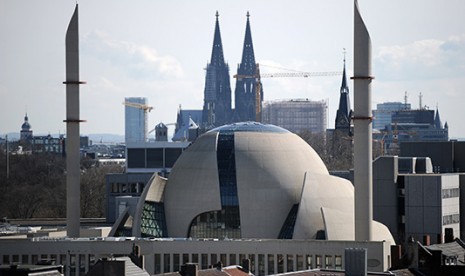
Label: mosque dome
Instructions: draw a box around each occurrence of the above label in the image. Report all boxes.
[131,122,394,243]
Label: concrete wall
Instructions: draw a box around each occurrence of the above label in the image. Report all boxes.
[400,141,457,173]
[405,174,460,244]
[460,174,465,240]
[373,156,398,240]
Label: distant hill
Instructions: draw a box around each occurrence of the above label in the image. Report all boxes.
[86,134,125,144]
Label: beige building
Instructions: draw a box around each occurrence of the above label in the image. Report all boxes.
[261,99,327,133]
[0,238,391,275]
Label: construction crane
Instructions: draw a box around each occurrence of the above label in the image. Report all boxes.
[233,63,343,122]
[122,101,153,112]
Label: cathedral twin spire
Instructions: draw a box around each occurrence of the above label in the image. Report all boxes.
[202,11,260,128]
[210,11,226,67]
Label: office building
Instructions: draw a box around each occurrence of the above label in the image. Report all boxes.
[125,97,149,143]
[262,99,327,133]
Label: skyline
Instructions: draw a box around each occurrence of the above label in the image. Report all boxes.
[1,0,465,139]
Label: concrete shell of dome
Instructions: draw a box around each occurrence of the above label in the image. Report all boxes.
[164,123,329,238]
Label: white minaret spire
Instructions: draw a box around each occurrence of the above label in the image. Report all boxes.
[352,0,374,241]
[64,4,85,238]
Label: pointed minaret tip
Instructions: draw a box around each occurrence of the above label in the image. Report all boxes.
[247,11,250,19]
[216,10,219,19]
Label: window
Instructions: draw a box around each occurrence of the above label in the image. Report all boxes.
[442,188,459,199]
[278,204,299,239]
[163,254,171,273]
[267,254,275,275]
[443,214,460,225]
[154,254,161,274]
[188,132,241,239]
[287,254,294,272]
[335,255,342,269]
[140,202,167,238]
[325,255,333,269]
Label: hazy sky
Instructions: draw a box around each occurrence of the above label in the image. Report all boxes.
[1,0,464,139]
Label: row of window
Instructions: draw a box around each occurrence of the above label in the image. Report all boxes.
[442,188,459,199]
[1,252,344,276]
[110,182,145,194]
[443,214,460,225]
[153,253,342,275]
[127,148,184,168]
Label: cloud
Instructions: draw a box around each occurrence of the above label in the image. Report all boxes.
[374,34,465,81]
[82,30,184,79]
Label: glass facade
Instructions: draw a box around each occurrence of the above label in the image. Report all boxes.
[188,131,241,238]
[278,204,299,239]
[140,202,168,238]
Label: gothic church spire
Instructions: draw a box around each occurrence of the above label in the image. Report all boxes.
[335,53,353,134]
[210,11,226,67]
[202,11,232,128]
[234,12,262,122]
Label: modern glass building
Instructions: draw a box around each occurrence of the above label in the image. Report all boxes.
[373,102,411,130]
[125,97,148,143]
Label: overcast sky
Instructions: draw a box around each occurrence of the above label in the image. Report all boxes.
[1,0,464,139]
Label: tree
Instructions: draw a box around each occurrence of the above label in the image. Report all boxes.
[298,130,353,171]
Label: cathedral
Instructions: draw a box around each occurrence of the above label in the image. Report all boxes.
[174,12,262,139]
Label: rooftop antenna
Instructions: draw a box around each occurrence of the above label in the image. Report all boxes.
[404,91,408,105]
[419,92,423,110]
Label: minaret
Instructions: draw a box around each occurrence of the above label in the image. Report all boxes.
[202,11,232,128]
[234,11,263,122]
[352,0,373,241]
[335,52,353,135]
[64,4,85,238]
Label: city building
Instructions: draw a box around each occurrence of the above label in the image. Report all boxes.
[373,102,411,130]
[106,140,190,223]
[31,135,64,154]
[261,99,327,133]
[374,108,448,155]
[400,140,465,174]
[373,156,462,245]
[125,97,149,144]
[0,238,391,275]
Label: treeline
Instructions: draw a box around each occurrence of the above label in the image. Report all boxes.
[298,130,384,171]
[0,151,123,219]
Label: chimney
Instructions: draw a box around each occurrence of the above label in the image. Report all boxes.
[241,259,250,273]
[345,248,367,276]
[423,235,431,246]
[180,263,199,276]
[445,228,454,243]
[390,245,402,269]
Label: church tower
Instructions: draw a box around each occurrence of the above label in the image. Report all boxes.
[334,56,353,135]
[234,12,263,122]
[202,11,232,128]
[20,113,33,141]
